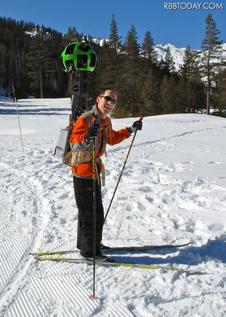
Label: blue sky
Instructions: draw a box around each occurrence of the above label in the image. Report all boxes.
[1,0,225,49]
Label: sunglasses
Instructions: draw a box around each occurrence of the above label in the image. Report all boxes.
[100,95,117,104]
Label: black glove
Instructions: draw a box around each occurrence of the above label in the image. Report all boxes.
[85,123,99,143]
[132,120,143,131]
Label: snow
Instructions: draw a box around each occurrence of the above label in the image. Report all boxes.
[154,43,187,70]
[0,97,226,316]
[154,42,226,72]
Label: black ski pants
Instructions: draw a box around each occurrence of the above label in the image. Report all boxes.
[73,176,104,257]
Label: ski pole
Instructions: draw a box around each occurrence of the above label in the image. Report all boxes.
[12,82,24,152]
[90,136,97,299]
[104,116,143,224]
[16,102,24,153]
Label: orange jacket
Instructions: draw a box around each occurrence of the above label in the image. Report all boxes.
[70,105,131,179]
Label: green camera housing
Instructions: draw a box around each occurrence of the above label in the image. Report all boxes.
[61,41,97,72]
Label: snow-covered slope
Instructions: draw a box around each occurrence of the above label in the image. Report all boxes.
[155,42,226,71]
[0,98,226,316]
[154,43,187,70]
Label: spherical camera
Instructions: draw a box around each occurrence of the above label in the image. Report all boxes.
[61,41,97,72]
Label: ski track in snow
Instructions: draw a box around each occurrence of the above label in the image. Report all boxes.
[0,99,226,316]
[0,154,52,315]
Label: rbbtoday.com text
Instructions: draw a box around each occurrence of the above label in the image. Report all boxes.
[163,2,224,10]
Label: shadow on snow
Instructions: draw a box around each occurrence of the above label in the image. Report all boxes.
[0,107,70,115]
[110,235,226,268]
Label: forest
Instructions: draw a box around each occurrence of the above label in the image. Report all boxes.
[0,14,225,117]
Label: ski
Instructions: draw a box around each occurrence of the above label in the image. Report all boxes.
[102,241,191,253]
[34,255,203,274]
[30,249,78,256]
[30,241,191,257]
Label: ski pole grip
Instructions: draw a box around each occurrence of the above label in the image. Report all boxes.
[133,116,143,132]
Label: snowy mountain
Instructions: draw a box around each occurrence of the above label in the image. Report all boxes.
[92,37,188,70]
[154,43,187,70]
[154,42,226,71]
[93,38,226,72]
[0,97,226,316]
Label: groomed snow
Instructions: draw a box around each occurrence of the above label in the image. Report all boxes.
[0,98,226,316]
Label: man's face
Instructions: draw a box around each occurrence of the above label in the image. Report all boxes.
[96,90,117,118]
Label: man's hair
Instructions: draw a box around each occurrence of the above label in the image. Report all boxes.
[98,88,117,97]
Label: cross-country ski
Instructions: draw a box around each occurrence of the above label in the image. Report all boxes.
[34,254,205,275]
[31,241,191,256]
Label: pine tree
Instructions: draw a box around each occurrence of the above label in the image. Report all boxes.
[108,15,122,91]
[165,47,175,73]
[141,70,160,115]
[213,61,226,115]
[25,27,57,98]
[63,27,83,47]
[0,17,30,98]
[173,76,188,113]
[159,76,177,113]
[179,46,205,112]
[95,42,116,90]
[201,13,223,114]
[142,31,158,65]
[124,25,140,62]
[94,16,122,98]
[109,15,121,51]
[123,25,141,115]
[158,47,175,74]
[180,47,200,80]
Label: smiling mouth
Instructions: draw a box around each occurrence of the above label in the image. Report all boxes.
[104,106,112,111]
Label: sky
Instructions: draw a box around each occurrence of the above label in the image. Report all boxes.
[0,0,225,49]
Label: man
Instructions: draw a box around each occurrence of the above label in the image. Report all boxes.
[70,89,142,260]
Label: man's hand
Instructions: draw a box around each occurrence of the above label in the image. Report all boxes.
[85,123,99,143]
[132,119,143,131]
